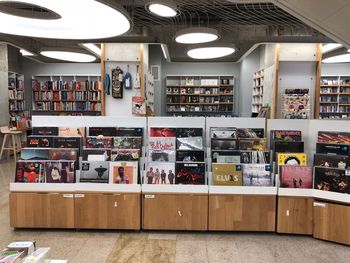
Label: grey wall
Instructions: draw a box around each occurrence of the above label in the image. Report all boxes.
[0,43,8,126]
[7,45,22,74]
[149,45,163,116]
[322,63,350,75]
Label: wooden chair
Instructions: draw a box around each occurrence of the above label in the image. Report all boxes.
[0,126,23,162]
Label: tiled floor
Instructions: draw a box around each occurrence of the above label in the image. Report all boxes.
[1,159,350,262]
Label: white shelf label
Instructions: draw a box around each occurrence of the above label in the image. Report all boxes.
[145,194,155,199]
[63,194,74,198]
[75,194,85,198]
[313,202,326,208]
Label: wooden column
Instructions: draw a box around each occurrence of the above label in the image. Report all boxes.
[314,44,322,119]
[272,44,280,119]
[100,43,106,116]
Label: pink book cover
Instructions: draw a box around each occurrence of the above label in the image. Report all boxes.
[280,165,312,189]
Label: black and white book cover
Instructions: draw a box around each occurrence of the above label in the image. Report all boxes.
[176,128,203,138]
[176,150,205,162]
[145,162,176,184]
[211,139,237,150]
[175,162,206,185]
[32,127,59,136]
[148,150,176,162]
[111,149,140,161]
[27,136,54,148]
[314,167,350,194]
[316,143,350,156]
[313,154,349,169]
[210,127,237,139]
[20,148,50,160]
[177,137,203,150]
[79,161,109,183]
[240,151,271,164]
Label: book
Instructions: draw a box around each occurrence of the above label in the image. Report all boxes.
[314,167,350,193]
[242,164,273,186]
[113,137,142,149]
[145,162,176,184]
[313,154,348,169]
[149,137,176,150]
[53,137,82,149]
[316,143,350,156]
[32,127,59,136]
[175,162,206,185]
[176,128,203,138]
[80,161,109,183]
[109,161,138,184]
[273,141,304,154]
[212,163,242,186]
[82,149,110,161]
[15,161,45,183]
[176,137,203,150]
[240,151,270,164]
[45,161,75,183]
[211,150,241,163]
[150,128,176,137]
[27,136,54,148]
[237,128,264,139]
[58,127,85,137]
[149,150,175,162]
[176,150,205,162]
[111,149,140,161]
[88,127,117,136]
[318,131,350,144]
[20,148,50,160]
[270,130,302,142]
[277,153,307,166]
[238,138,266,151]
[210,127,237,139]
[279,165,312,188]
[211,139,237,150]
[85,137,114,149]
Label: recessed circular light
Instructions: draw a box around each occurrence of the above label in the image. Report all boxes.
[175,27,219,44]
[146,1,179,17]
[322,54,350,63]
[0,0,130,39]
[187,44,236,59]
[40,51,96,62]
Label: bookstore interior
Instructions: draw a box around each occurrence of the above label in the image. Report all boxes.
[2,0,350,262]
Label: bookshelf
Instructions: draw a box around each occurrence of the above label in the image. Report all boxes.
[252,69,264,113]
[165,75,235,116]
[318,75,350,119]
[32,74,102,116]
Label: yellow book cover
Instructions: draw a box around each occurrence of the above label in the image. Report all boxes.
[212,163,242,186]
[277,153,307,166]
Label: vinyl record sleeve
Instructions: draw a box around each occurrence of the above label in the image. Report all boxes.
[109,161,138,184]
[176,150,205,162]
[212,163,242,186]
[210,127,237,139]
[176,128,203,138]
[80,161,109,183]
[242,164,273,186]
[279,165,312,188]
[54,137,82,149]
[175,162,206,185]
[238,138,267,151]
[111,149,140,161]
[85,137,114,149]
[277,153,307,166]
[149,137,176,150]
[318,131,350,144]
[314,167,350,194]
[270,130,302,142]
[316,143,350,156]
[240,151,270,164]
[58,127,85,137]
[237,128,264,139]
[177,137,203,150]
[15,161,45,183]
[313,154,348,169]
[20,148,50,160]
[45,161,75,183]
[32,127,59,136]
[113,137,142,149]
[145,162,176,184]
[149,150,175,162]
[88,127,117,137]
[273,141,304,154]
[150,128,176,137]
[116,127,143,137]
[211,150,241,163]
[27,136,54,148]
[211,139,237,150]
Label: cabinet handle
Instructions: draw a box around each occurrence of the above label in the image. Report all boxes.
[178,210,182,217]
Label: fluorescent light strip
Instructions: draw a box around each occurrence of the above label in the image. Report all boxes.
[82,43,101,57]
[20,49,35,56]
[322,43,342,54]
[161,44,167,59]
[40,51,96,62]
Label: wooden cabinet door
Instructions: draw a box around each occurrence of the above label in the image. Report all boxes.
[209,194,276,231]
[10,192,75,228]
[276,197,313,235]
[313,201,350,245]
[74,193,140,230]
[142,194,208,231]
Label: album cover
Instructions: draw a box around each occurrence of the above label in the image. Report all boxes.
[238,138,267,151]
[313,154,348,169]
[211,150,241,163]
[53,137,82,149]
[149,150,175,162]
[20,148,49,160]
[149,137,176,150]
[210,127,237,139]
[85,137,114,149]
[45,161,75,183]
[316,143,350,156]
[80,161,109,183]
[212,163,242,186]
[314,167,350,193]
[15,161,45,183]
[176,150,205,162]
[113,137,142,149]
[240,151,271,164]
[116,127,143,137]
[82,149,110,161]
[111,149,140,161]
[211,139,237,150]
[279,165,312,188]
[27,136,54,148]
[175,162,206,185]
[217,155,241,163]
[177,137,203,150]
[270,130,302,142]
[242,164,273,186]
[277,153,307,166]
[58,127,85,137]
[109,161,138,184]
[176,128,203,138]
[32,127,58,136]
[318,131,350,144]
[48,149,78,161]
[88,127,117,136]
[150,127,176,137]
[237,128,264,139]
[273,141,304,154]
[145,162,176,184]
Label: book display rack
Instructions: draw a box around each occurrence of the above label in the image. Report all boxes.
[252,70,264,113]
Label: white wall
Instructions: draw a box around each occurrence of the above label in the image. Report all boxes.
[0,43,8,126]
[322,63,350,76]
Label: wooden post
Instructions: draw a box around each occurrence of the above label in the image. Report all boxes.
[314,44,322,119]
[272,44,280,119]
[100,43,106,116]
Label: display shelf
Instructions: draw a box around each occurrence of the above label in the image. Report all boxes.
[278,188,314,197]
[142,184,208,194]
[10,183,76,193]
[75,183,141,193]
[313,189,350,204]
[209,186,277,195]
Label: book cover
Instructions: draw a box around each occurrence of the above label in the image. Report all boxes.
[279,165,312,188]
[53,137,82,149]
[149,137,176,150]
[80,161,109,183]
[316,143,350,156]
[211,139,237,150]
[32,127,58,136]
[175,162,206,185]
[145,162,176,184]
[150,127,176,137]
[277,153,307,166]
[237,128,264,139]
[88,127,117,136]
[314,167,350,193]
[238,138,267,151]
[20,148,49,160]
[176,128,203,138]
[149,150,175,162]
[211,150,241,163]
[85,137,114,149]
[15,161,45,183]
[82,149,110,161]
[58,127,85,137]
[270,130,302,142]
[109,161,138,184]
[111,149,140,161]
[210,127,237,139]
[113,137,142,149]
[240,151,270,164]
[318,131,350,144]
[176,150,205,162]
[116,127,143,137]
[176,137,203,150]
[273,141,304,154]
[313,154,348,169]
[45,161,75,183]
[27,136,54,148]
[212,163,242,186]
[242,164,273,186]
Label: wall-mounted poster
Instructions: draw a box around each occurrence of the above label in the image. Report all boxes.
[112,67,123,98]
[132,96,146,116]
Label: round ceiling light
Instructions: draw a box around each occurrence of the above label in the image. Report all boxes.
[0,0,130,39]
[322,54,350,63]
[175,27,219,44]
[187,44,236,59]
[146,1,178,17]
[40,51,96,62]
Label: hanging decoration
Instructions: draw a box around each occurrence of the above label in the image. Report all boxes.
[112,66,123,98]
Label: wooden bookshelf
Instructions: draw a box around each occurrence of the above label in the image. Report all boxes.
[32,75,102,116]
[252,69,264,113]
[166,75,235,116]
